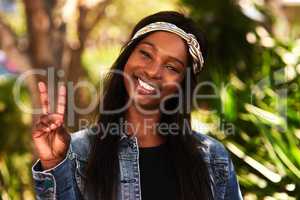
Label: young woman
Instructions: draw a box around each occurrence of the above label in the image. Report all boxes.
[32,11,243,200]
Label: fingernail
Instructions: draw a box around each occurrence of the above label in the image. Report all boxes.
[55,121,62,127]
[45,127,51,132]
[50,124,56,130]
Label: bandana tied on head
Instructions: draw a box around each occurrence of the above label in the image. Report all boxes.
[127,22,205,74]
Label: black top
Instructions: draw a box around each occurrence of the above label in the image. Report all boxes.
[139,143,177,200]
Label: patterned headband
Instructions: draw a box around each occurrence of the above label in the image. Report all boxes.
[127,22,205,74]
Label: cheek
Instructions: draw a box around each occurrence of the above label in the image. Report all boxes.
[160,80,182,97]
[123,62,133,94]
[123,59,136,84]
[123,59,133,74]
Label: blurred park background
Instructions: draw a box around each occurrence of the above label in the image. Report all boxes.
[0,0,300,199]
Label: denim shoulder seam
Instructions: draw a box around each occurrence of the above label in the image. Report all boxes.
[70,128,92,162]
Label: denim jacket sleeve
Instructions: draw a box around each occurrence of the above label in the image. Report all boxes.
[32,129,90,200]
[224,158,243,200]
[193,131,243,200]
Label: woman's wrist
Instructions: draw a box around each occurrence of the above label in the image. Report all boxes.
[41,156,66,170]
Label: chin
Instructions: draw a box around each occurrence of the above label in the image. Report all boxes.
[133,98,160,112]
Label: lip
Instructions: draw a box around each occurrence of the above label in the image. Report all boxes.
[134,76,159,95]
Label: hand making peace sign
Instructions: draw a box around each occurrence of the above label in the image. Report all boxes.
[32,82,70,170]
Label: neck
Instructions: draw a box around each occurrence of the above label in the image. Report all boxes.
[125,105,165,147]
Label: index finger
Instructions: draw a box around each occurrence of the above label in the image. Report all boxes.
[38,81,49,114]
[56,84,66,119]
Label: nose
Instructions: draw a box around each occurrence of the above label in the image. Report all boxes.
[145,60,162,80]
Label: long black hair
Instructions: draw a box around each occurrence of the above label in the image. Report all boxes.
[85,11,212,200]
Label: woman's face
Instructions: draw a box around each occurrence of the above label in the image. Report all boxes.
[123,31,188,110]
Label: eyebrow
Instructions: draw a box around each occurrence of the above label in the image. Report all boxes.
[139,41,185,67]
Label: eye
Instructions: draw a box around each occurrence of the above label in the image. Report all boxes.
[139,50,152,59]
[165,64,180,73]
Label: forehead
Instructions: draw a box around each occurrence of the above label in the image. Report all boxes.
[138,31,188,59]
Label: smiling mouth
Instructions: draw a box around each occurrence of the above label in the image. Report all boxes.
[135,77,158,95]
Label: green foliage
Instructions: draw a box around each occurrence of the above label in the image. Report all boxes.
[0,76,34,199]
[184,0,300,199]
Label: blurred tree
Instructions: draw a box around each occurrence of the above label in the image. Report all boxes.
[0,0,113,130]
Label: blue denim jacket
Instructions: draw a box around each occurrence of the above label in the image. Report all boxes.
[32,128,243,200]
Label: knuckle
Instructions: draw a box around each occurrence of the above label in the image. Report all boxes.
[39,115,47,122]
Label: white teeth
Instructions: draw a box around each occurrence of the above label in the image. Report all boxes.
[138,78,155,91]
